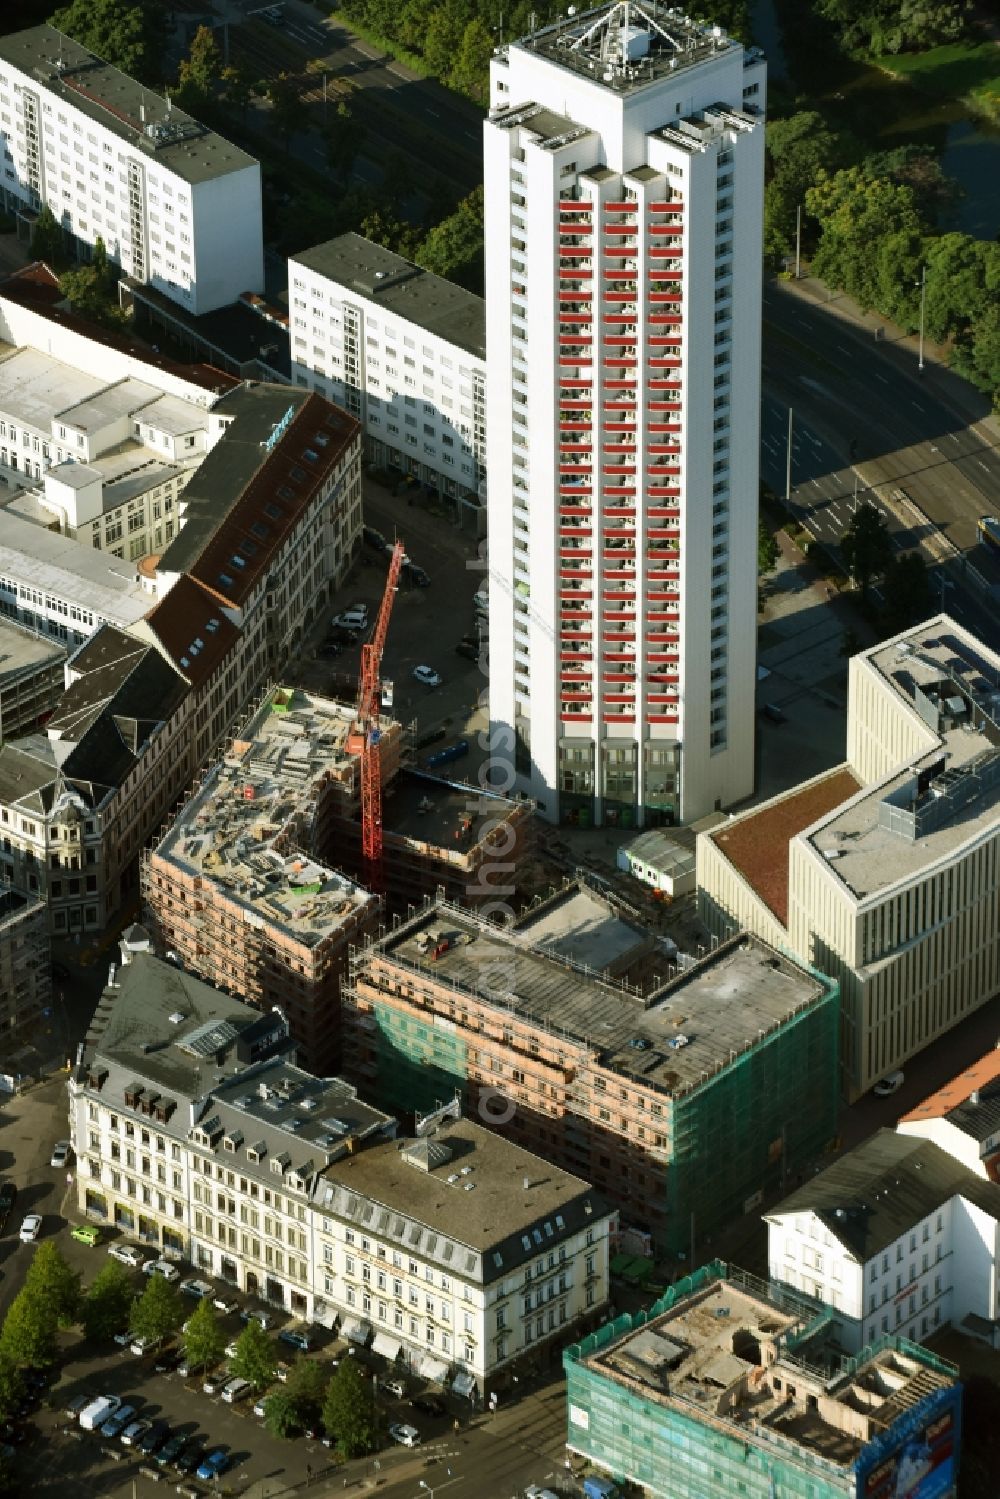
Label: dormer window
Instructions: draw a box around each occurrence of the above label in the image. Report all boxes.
[271,1151,291,1175]
[246,1141,266,1164]
[223,1130,244,1154]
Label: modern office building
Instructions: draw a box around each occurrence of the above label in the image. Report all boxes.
[484,2,766,827]
[698,617,1000,1100]
[897,1045,1000,1181]
[289,234,486,508]
[564,1261,961,1499]
[0,25,263,315]
[0,509,151,643]
[767,1129,1000,1355]
[344,905,838,1256]
[69,935,612,1391]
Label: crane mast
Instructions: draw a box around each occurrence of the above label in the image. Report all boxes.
[358,540,405,889]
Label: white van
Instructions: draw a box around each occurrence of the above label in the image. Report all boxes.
[79,1394,121,1431]
[221,1377,252,1405]
[473,588,488,614]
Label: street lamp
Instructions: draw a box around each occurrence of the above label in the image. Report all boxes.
[917,264,927,373]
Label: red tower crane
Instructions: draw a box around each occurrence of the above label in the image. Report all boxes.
[357,539,405,890]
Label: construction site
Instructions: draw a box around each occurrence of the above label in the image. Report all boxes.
[564,1261,961,1499]
[341,901,840,1257]
[142,684,532,1072]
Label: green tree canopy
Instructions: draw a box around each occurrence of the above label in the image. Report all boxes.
[840,501,893,598]
[263,1388,302,1438]
[286,1353,329,1420]
[806,167,921,312]
[324,99,366,183]
[0,1285,58,1368]
[181,1296,225,1373]
[129,1273,184,1345]
[229,1320,278,1392]
[861,146,960,228]
[222,60,259,119]
[176,25,223,113]
[758,519,779,575]
[416,184,484,291]
[0,1350,25,1423]
[811,0,969,54]
[49,0,168,84]
[322,1359,375,1457]
[267,74,302,154]
[80,1259,133,1343]
[24,1241,81,1327]
[31,204,66,267]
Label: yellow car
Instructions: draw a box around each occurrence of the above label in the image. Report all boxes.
[70,1224,101,1246]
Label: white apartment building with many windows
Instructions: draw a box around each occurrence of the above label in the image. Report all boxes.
[288,234,486,504]
[485,2,765,827]
[766,1130,1000,1354]
[0,24,263,315]
[70,941,612,1395]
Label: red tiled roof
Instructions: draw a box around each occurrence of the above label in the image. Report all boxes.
[711,767,861,925]
[145,574,241,690]
[899,1050,1000,1125]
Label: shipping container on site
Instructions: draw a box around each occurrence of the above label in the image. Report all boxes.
[563,1261,961,1499]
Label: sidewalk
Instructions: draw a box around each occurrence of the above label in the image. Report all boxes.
[774,270,1000,440]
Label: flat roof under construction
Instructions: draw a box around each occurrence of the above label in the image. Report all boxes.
[383,911,829,1094]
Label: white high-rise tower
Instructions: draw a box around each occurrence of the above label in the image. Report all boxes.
[485,2,765,828]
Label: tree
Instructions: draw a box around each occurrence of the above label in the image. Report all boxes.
[861,146,960,228]
[50,0,168,85]
[80,1260,133,1342]
[322,1359,375,1457]
[24,1241,81,1328]
[129,1273,184,1345]
[840,501,893,599]
[882,550,932,632]
[758,518,779,575]
[450,17,494,101]
[0,1350,24,1423]
[176,25,222,113]
[229,1320,277,1392]
[263,1388,302,1438]
[0,1286,58,1368]
[286,1353,329,1421]
[806,167,921,312]
[181,1296,225,1373]
[223,61,259,120]
[416,184,484,291]
[324,100,366,184]
[763,112,848,268]
[31,204,65,267]
[267,74,302,155]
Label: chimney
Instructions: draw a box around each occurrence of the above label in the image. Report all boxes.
[523,1176,531,1190]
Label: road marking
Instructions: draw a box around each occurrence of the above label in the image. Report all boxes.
[836,345,852,356]
[811,479,823,490]
[356,44,380,59]
[873,373,889,384]
[979,461,991,472]
[950,432,963,443]
[427,109,440,117]
[910,401,925,412]
[794,316,809,326]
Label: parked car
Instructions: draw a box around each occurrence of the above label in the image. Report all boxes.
[142,1258,179,1281]
[389,1422,421,1447]
[213,1295,239,1315]
[240,1309,272,1331]
[107,1242,144,1267]
[154,1348,183,1374]
[412,665,442,687]
[99,1404,137,1440]
[179,1278,212,1300]
[455,642,479,661]
[155,1433,187,1467]
[70,1224,101,1246]
[410,1394,446,1418]
[112,1331,131,1347]
[221,1377,251,1405]
[18,1214,41,1243]
[378,1377,407,1399]
[175,1445,205,1475]
[874,1070,904,1097]
[79,1393,120,1433]
[119,1418,152,1447]
[278,1327,312,1353]
[331,607,368,632]
[224,1340,240,1359]
[363,526,386,551]
[317,641,342,658]
[64,1393,90,1422]
[50,1141,72,1169]
[202,1370,228,1396]
[137,1419,169,1456]
[408,566,431,587]
[424,738,469,771]
[253,1395,270,1419]
[196,1450,230,1481]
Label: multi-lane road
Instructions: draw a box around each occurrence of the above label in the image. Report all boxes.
[760,280,1000,646]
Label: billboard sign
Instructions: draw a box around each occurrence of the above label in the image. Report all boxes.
[856,1391,959,1499]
